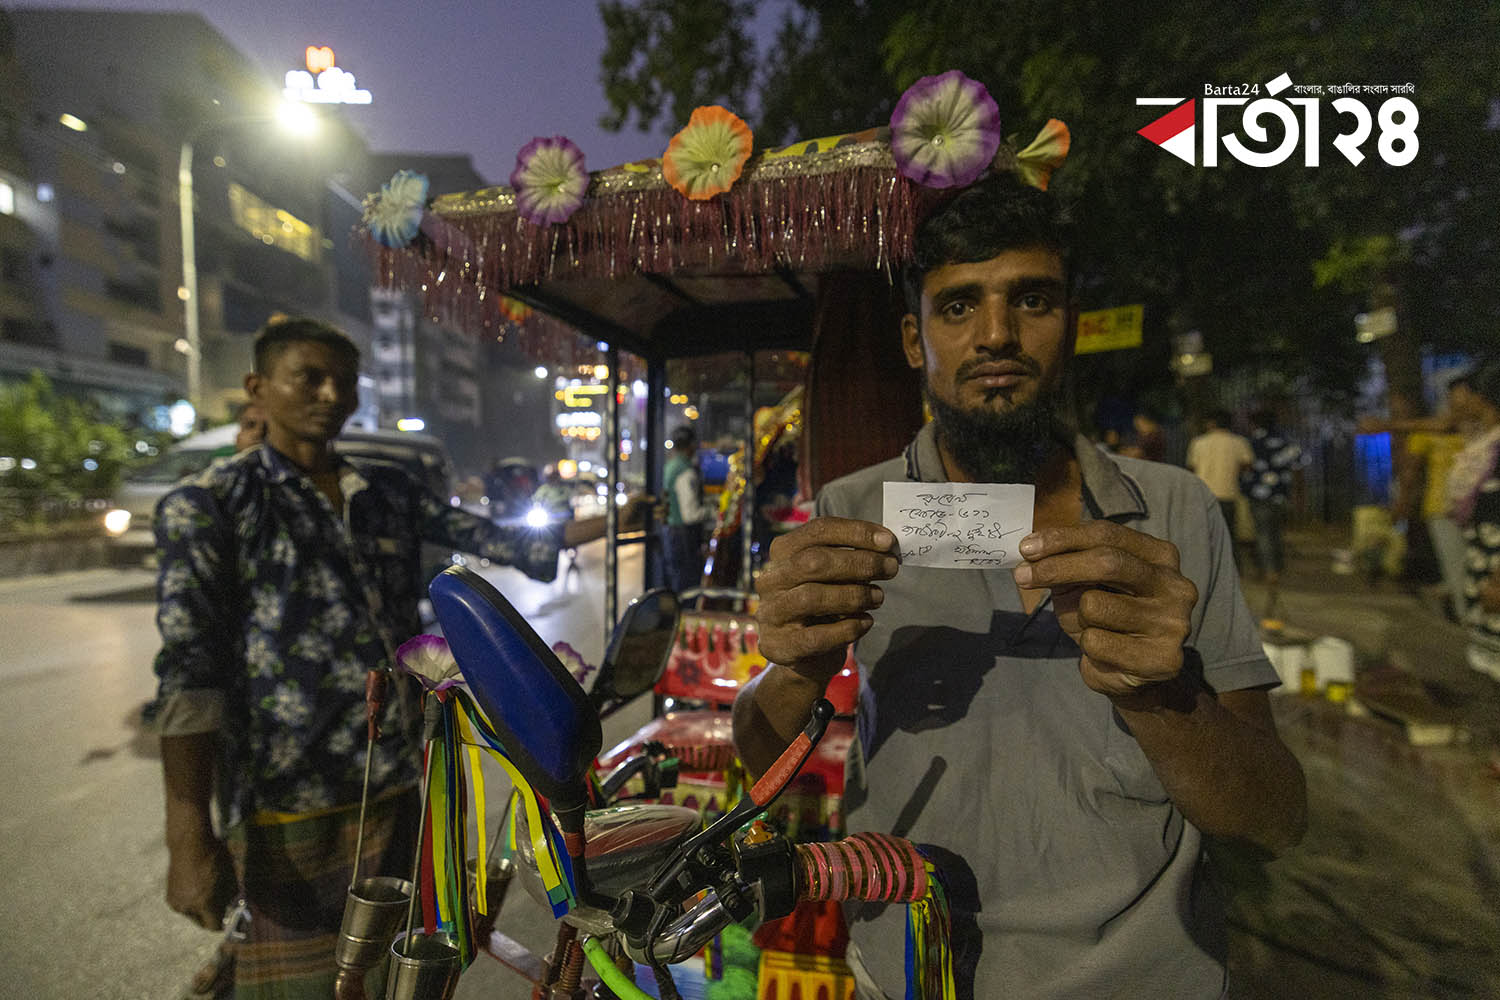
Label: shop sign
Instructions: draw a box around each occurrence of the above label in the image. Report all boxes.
[284,46,372,105]
[1074,304,1144,355]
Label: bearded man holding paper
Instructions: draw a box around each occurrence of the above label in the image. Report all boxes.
[732,173,1307,999]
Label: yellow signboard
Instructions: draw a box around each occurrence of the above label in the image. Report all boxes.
[1074,304,1144,355]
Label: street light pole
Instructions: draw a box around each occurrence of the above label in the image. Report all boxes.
[177,138,200,421]
[175,105,318,428]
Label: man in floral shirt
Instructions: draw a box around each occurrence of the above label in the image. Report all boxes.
[151,317,562,997]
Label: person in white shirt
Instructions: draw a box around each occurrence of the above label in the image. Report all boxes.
[1187,408,1254,560]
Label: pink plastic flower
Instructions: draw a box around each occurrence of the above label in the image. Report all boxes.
[510,136,588,225]
[395,634,463,691]
[889,70,1001,189]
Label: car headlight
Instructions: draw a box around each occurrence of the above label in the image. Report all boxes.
[103,509,132,536]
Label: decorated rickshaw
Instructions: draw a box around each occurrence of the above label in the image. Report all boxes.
[353,70,1069,999]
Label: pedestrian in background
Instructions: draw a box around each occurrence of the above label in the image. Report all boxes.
[206,404,267,460]
[1361,373,1479,619]
[1187,409,1254,566]
[1242,408,1303,586]
[662,425,713,593]
[232,404,267,454]
[1454,360,1500,681]
[150,317,566,998]
[1120,408,1167,463]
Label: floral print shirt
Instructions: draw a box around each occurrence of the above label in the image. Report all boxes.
[1241,426,1304,504]
[151,443,559,827]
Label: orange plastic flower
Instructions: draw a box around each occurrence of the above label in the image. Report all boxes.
[662,105,753,201]
[1013,119,1071,192]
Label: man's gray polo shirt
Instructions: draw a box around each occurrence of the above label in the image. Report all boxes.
[816,423,1277,998]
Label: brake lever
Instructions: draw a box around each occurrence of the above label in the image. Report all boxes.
[645,698,833,899]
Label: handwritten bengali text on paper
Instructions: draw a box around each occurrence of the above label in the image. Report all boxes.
[881,482,1035,569]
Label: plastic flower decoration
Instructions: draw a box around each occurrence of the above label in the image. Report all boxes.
[662,105,754,201]
[552,641,596,687]
[395,634,463,691]
[363,169,429,248]
[510,136,588,225]
[1011,119,1071,192]
[889,70,1001,189]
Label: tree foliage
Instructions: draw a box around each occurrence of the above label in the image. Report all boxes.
[598,0,759,133]
[0,372,134,531]
[598,0,1500,411]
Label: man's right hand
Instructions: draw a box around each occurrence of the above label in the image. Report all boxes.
[755,516,900,680]
[166,832,237,930]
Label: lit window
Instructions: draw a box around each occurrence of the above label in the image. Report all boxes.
[227,183,319,262]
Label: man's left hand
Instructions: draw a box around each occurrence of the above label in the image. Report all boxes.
[1012,521,1198,698]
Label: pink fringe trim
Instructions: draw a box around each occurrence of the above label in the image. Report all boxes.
[368,163,919,346]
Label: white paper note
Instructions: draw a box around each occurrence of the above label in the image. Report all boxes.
[881,482,1035,569]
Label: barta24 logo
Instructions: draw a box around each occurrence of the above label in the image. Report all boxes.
[1137,72,1418,167]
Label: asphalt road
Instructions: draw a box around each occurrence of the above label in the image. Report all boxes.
[0,540,647,999]
[9,528,1498,998]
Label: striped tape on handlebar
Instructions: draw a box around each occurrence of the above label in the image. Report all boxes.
[794,832,928,904]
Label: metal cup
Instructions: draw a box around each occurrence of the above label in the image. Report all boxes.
[385,930,461,1000]
[335,876,415,971]
[466,855,516,938]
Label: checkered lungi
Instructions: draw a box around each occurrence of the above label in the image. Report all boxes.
[225,786,419,999]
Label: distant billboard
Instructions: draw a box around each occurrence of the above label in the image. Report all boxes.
[1074,304,1144,355]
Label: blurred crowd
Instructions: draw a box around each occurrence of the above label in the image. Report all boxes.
[1091,356,1500,686]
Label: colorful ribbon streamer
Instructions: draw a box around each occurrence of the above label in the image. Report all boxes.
[904,857,956,1000]
[406,688,585,976]
[452,690,578,917]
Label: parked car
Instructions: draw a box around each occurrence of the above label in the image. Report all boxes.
[104,427,462,582]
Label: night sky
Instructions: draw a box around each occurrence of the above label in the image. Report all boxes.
[18,0,784,186]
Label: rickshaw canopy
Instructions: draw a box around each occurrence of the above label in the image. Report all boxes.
[373,128,924,361]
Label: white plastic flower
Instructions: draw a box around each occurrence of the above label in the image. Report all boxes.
[363,170,430,248]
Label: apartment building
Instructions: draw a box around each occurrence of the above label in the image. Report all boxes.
[0,8,372,427]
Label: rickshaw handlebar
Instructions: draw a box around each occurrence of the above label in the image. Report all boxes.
[626,830,928,965]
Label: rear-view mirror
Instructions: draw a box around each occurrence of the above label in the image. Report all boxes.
[590,588,681,715]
